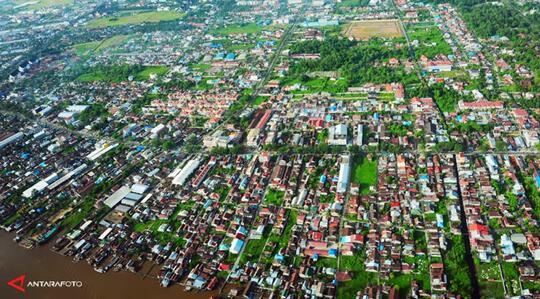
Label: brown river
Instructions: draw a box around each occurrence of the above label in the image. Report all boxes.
[0,232,215,299]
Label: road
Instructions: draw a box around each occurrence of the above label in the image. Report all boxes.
[393,2,481,297]
[208,14,300,137]
[451,154,481,298]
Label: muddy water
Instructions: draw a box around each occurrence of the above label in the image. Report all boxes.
[0,232,215,299]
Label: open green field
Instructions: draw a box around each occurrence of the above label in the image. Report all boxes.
[264,189,285,206]
[266,209,297,250]
[336,0,370,8]
[210,23,270,35]
[408,25,452,59]
[86,11,185,28]
[239,225,271,265]
[74,35,128,56]
[135,66,169,80]
[77,65,169,82]
[191,63,212,72]
[74,41,101,56]
[253,96,269,106]
[11,0,72,10]
[476,261,505,298]
[285,77,349,95]
[61,197,94,230]
[353,155,377,195]
[338,254,378,299]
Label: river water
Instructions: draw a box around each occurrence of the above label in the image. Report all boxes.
[0,232,215,299]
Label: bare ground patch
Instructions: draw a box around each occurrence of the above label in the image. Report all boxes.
[342,19,404,40]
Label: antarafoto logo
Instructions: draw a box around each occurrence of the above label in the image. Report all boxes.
[7,275,26,293]
[7,274,83,293]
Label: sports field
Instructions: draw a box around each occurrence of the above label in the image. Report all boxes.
[86,11,185,28]
[342,19,404,40]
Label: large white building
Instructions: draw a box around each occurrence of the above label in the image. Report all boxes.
[328,124,348,146]
[337,155,351,193]
[0,132,23,149]
[171,158,201,185]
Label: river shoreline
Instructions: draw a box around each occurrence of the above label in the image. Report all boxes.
[0,232,216,299]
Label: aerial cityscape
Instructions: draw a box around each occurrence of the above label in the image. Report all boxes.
[0,0,539,298]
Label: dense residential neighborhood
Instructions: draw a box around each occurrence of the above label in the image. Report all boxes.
[1,0,540,298]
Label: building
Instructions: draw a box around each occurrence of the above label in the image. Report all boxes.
[328,124,348,146]
[337,155,351,194]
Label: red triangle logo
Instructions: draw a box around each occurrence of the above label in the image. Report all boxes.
[7,275,26,293]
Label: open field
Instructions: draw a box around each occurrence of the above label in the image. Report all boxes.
[342,19,404,40]
[74,35,128,56]
[210,23,271,35]
[11,0,72,10]
[86,11,185,28]
[77,65,169,82]
[336,0,370,8]
[353,155,377,195]
[135,65,169,80]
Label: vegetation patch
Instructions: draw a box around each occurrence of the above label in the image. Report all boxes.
[74,35,128,57]
[11,0,72,10]
[353,155,377,195]
[135,65,169,80]
[77,65,168,82]
[210,23,270,35]
[264,189,285,206]
[86,11,185,28]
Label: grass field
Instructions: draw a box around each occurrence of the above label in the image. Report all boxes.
[342,19,404,40]
[285,77,349,95]
[77,65,169,82]
[337,0,370,8]
[86,11,185,28]
[253,96,269,106]
[191,63,212,72]
[74,35,128,56]
[264,189,285,206]
[353,155,377,195]
[337,261,378,299]
[408,25,452,58]
[135,66,169,80]
[12,0,72,10]
[210,23,270,35]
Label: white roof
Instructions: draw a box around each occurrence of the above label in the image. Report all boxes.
[0,132,23,148]
[80,220,93,231]
[131,183,148,194]
[150,124,165,134]
[22,180,49,198]
[86,143,118,161]
[66,105,89,113]
[98,227,113,240]
[140,193,152,204]
[103,186,131,208]
[337,156,351,193]
[114,204,131,213]
[334,124,347,135]
[48,164,88,190]
[58,111,75,119]
[172,158,201,185]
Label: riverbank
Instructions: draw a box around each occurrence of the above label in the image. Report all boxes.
[0,232,216,299]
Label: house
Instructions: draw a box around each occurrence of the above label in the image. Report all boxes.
[430,263,447,291]
[328,124,348,146]
[458,100,504,111]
